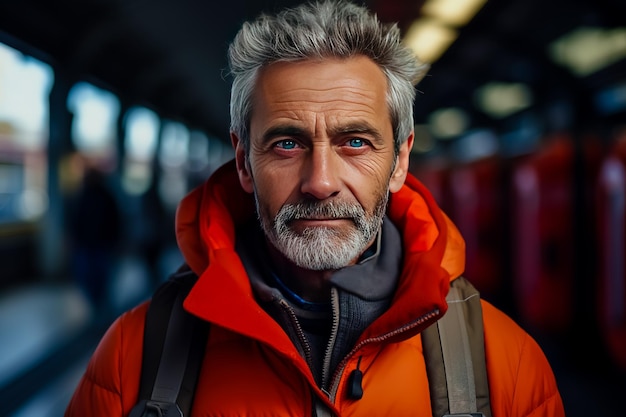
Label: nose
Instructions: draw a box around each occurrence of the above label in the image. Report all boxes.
[300,145,341,200]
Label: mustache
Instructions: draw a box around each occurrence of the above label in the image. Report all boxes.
[277,200,365,223]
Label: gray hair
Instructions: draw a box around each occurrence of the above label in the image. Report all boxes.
[227,0,429,152]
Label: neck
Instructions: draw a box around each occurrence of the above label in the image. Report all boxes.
[265,241,335,303]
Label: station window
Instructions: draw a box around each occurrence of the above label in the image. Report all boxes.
[158,120,190,210]
[125,106,160,161]
[122,106,160,195]
[67,81,120,167]
[0,42,52,223]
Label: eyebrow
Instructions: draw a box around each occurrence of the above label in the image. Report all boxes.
[260,125,309,144]
[260,122,385,144]
[330,122,385,144]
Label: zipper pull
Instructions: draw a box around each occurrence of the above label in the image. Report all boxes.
[347,356,363,400]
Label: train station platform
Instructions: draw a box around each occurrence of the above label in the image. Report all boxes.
[0,247,184,417]
[0,283,91,417]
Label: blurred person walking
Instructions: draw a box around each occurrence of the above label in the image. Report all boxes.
[67,167,121,312]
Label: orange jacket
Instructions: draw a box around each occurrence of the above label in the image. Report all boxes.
[65,160,565,417]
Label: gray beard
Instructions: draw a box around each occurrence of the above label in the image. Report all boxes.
[257,197,388,270]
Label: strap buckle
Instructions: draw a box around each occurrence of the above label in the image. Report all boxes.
[128,399,183,417]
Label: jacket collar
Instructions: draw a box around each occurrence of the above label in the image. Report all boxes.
[177,159,465,349]
[329,217,401,300]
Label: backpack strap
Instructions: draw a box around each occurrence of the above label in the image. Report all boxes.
[129,270,491,417]
[422,276,492,417]
[129,267,208,417]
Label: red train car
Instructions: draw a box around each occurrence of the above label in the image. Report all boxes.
[511,134,575,333]
[596,132,626,370]
[448,156,505,301]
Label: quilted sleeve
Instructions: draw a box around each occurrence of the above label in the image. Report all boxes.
[64,303,148,417]
[481,300,566,417]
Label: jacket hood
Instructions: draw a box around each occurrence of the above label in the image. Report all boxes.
[176,159,465,353]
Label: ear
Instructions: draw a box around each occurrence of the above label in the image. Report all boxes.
[388,132,414,193]
[230,132,254,194]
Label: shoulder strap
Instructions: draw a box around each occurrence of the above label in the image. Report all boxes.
[129,271,490,416]
[422,276,492,417]
[129,266,209,417]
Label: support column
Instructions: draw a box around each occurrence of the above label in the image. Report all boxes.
[39,73,73,280]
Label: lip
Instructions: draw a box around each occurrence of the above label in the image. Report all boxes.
[290,218,352,227]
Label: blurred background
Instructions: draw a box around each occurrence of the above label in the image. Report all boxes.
[0,0,624,415]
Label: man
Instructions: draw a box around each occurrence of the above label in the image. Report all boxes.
[65,1,565,416]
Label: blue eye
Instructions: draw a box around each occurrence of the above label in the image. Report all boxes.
[276,140,297,149]
[348,138,364,147]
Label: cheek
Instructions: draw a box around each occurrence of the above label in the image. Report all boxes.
[350,159,394,205]
[347,176,389,218]
[249,167,294,218]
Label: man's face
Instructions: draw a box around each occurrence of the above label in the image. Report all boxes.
[232,56,413,270]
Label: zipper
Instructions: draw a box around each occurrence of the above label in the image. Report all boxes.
[321,287,340,390]
[326,307,441,402]
[277,298,313,367]
[277,297,335,416]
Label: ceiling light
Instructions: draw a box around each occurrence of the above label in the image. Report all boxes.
[403,0,486,64]
[549,26,626,77]
[474,82,533,119]
[421,0,488,27]
[404,18,458,64]
[428,107,469,139]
